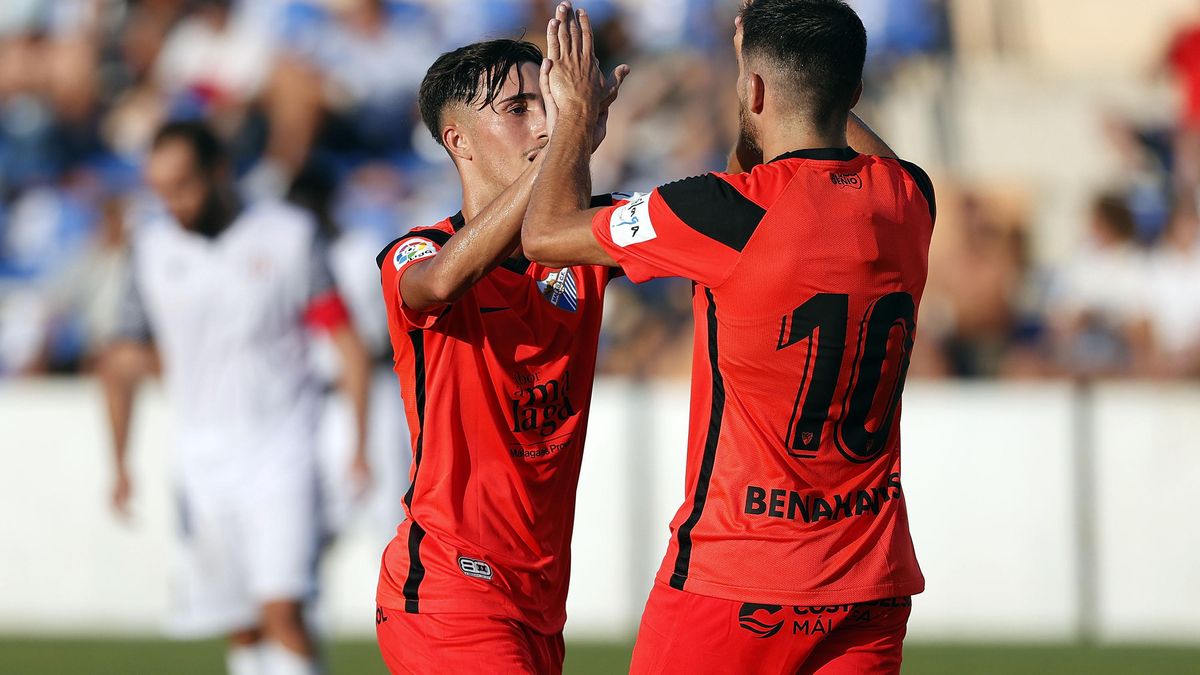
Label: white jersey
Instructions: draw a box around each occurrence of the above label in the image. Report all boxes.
[118,200,334,492]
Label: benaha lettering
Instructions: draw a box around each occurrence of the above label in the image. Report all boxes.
[744,473,903,523]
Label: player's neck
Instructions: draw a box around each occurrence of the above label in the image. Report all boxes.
[459,177,503,224]
[458,175,524,260]
[187,188,241,239]
[759,121,849,163]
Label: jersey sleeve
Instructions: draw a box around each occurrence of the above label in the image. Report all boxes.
[896,159,937,225]
[113,256,152,343]
[376,228,452,330]
[591,173,767,287]
[302,234,352,332]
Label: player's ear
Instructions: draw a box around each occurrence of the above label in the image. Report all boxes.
[849,81,863,110]
[443,125,472,162]
[749,72,766,115]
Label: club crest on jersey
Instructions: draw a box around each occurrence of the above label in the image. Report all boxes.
[393,237,438,271]
[537,268,579,311]
[609,192,656,247]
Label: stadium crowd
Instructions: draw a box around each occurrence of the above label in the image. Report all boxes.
[1,0,1199,381]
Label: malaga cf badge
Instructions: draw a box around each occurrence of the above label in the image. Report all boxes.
[538,268,578,312]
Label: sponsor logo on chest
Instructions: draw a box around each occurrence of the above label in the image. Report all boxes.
[509,371,579,438]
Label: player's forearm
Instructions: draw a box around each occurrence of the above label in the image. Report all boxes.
[331,326,370,458]
[99,343,144,472]
[847,112,897,159]
[523,107,595,260]
[403,155,545,310]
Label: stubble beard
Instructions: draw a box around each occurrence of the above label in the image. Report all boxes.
[738,99,762,160]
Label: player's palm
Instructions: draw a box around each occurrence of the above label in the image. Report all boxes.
[544,3,629,150]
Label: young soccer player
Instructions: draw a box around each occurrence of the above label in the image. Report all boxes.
[101,121,371,675]
[372,39,627,674]
[525,2,934,672]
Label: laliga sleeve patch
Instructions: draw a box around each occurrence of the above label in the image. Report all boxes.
[608,192,657,247]
[393,237,438,271]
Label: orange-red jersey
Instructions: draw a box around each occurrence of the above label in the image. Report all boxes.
[375,208,615,634]
[592,148,935,605]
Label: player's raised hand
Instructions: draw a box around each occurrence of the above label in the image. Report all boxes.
[592,61,629,152]
[544,2,629,150]
[539,55,558,139]
[545,3,625,115]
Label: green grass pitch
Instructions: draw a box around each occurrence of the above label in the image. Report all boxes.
[1,638,1198,673]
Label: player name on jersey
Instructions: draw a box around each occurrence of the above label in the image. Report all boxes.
[744,473,904,523]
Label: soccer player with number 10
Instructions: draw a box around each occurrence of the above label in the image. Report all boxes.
[525,2,935,672]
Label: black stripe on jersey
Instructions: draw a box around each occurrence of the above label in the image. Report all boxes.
[670,286,725,591]
[402,329,427,613]
[402,524,427,614]
[658,174,766,252]
[896,159,937,224]
[375,229,453,269]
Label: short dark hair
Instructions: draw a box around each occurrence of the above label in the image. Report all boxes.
[1092,193,1136,242]
[419,39,543,146]
[739,0,867,124]
[152,120,227,173]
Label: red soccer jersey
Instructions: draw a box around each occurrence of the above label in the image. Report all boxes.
[375,210,613,634]
[592,148,934,605]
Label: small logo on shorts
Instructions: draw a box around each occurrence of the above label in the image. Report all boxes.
[458,556,494,581]
[376,606,388,625]
[737,603,784,638]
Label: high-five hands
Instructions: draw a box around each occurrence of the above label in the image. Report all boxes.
[542,1,629,151]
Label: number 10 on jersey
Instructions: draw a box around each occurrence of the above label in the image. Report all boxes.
[776,292,916,463]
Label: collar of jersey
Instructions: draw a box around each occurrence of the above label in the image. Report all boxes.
[768,147,859,163]
[449,211,531,275]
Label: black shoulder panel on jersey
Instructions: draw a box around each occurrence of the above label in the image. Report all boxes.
[589,193,615,208]
[375,228,453,269]
[657,174,766,252]
[897,159,936,224]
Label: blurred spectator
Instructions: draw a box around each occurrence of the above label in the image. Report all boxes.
[1047,192,1152,377]
[6,0,1195,385]
[1145,202,1200,376]
[1166,10,1200,199]
[149,0,275,177]
[916,190,1041,379]
[252,0,441,194]
[1101,112,1174,243]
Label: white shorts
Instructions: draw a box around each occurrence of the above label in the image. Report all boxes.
[166,473,321,637]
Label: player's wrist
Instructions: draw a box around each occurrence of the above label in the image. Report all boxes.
[555,100,600,133]
[556,96,598,118]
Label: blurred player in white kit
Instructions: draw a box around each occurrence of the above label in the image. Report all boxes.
[99,120,371,675]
